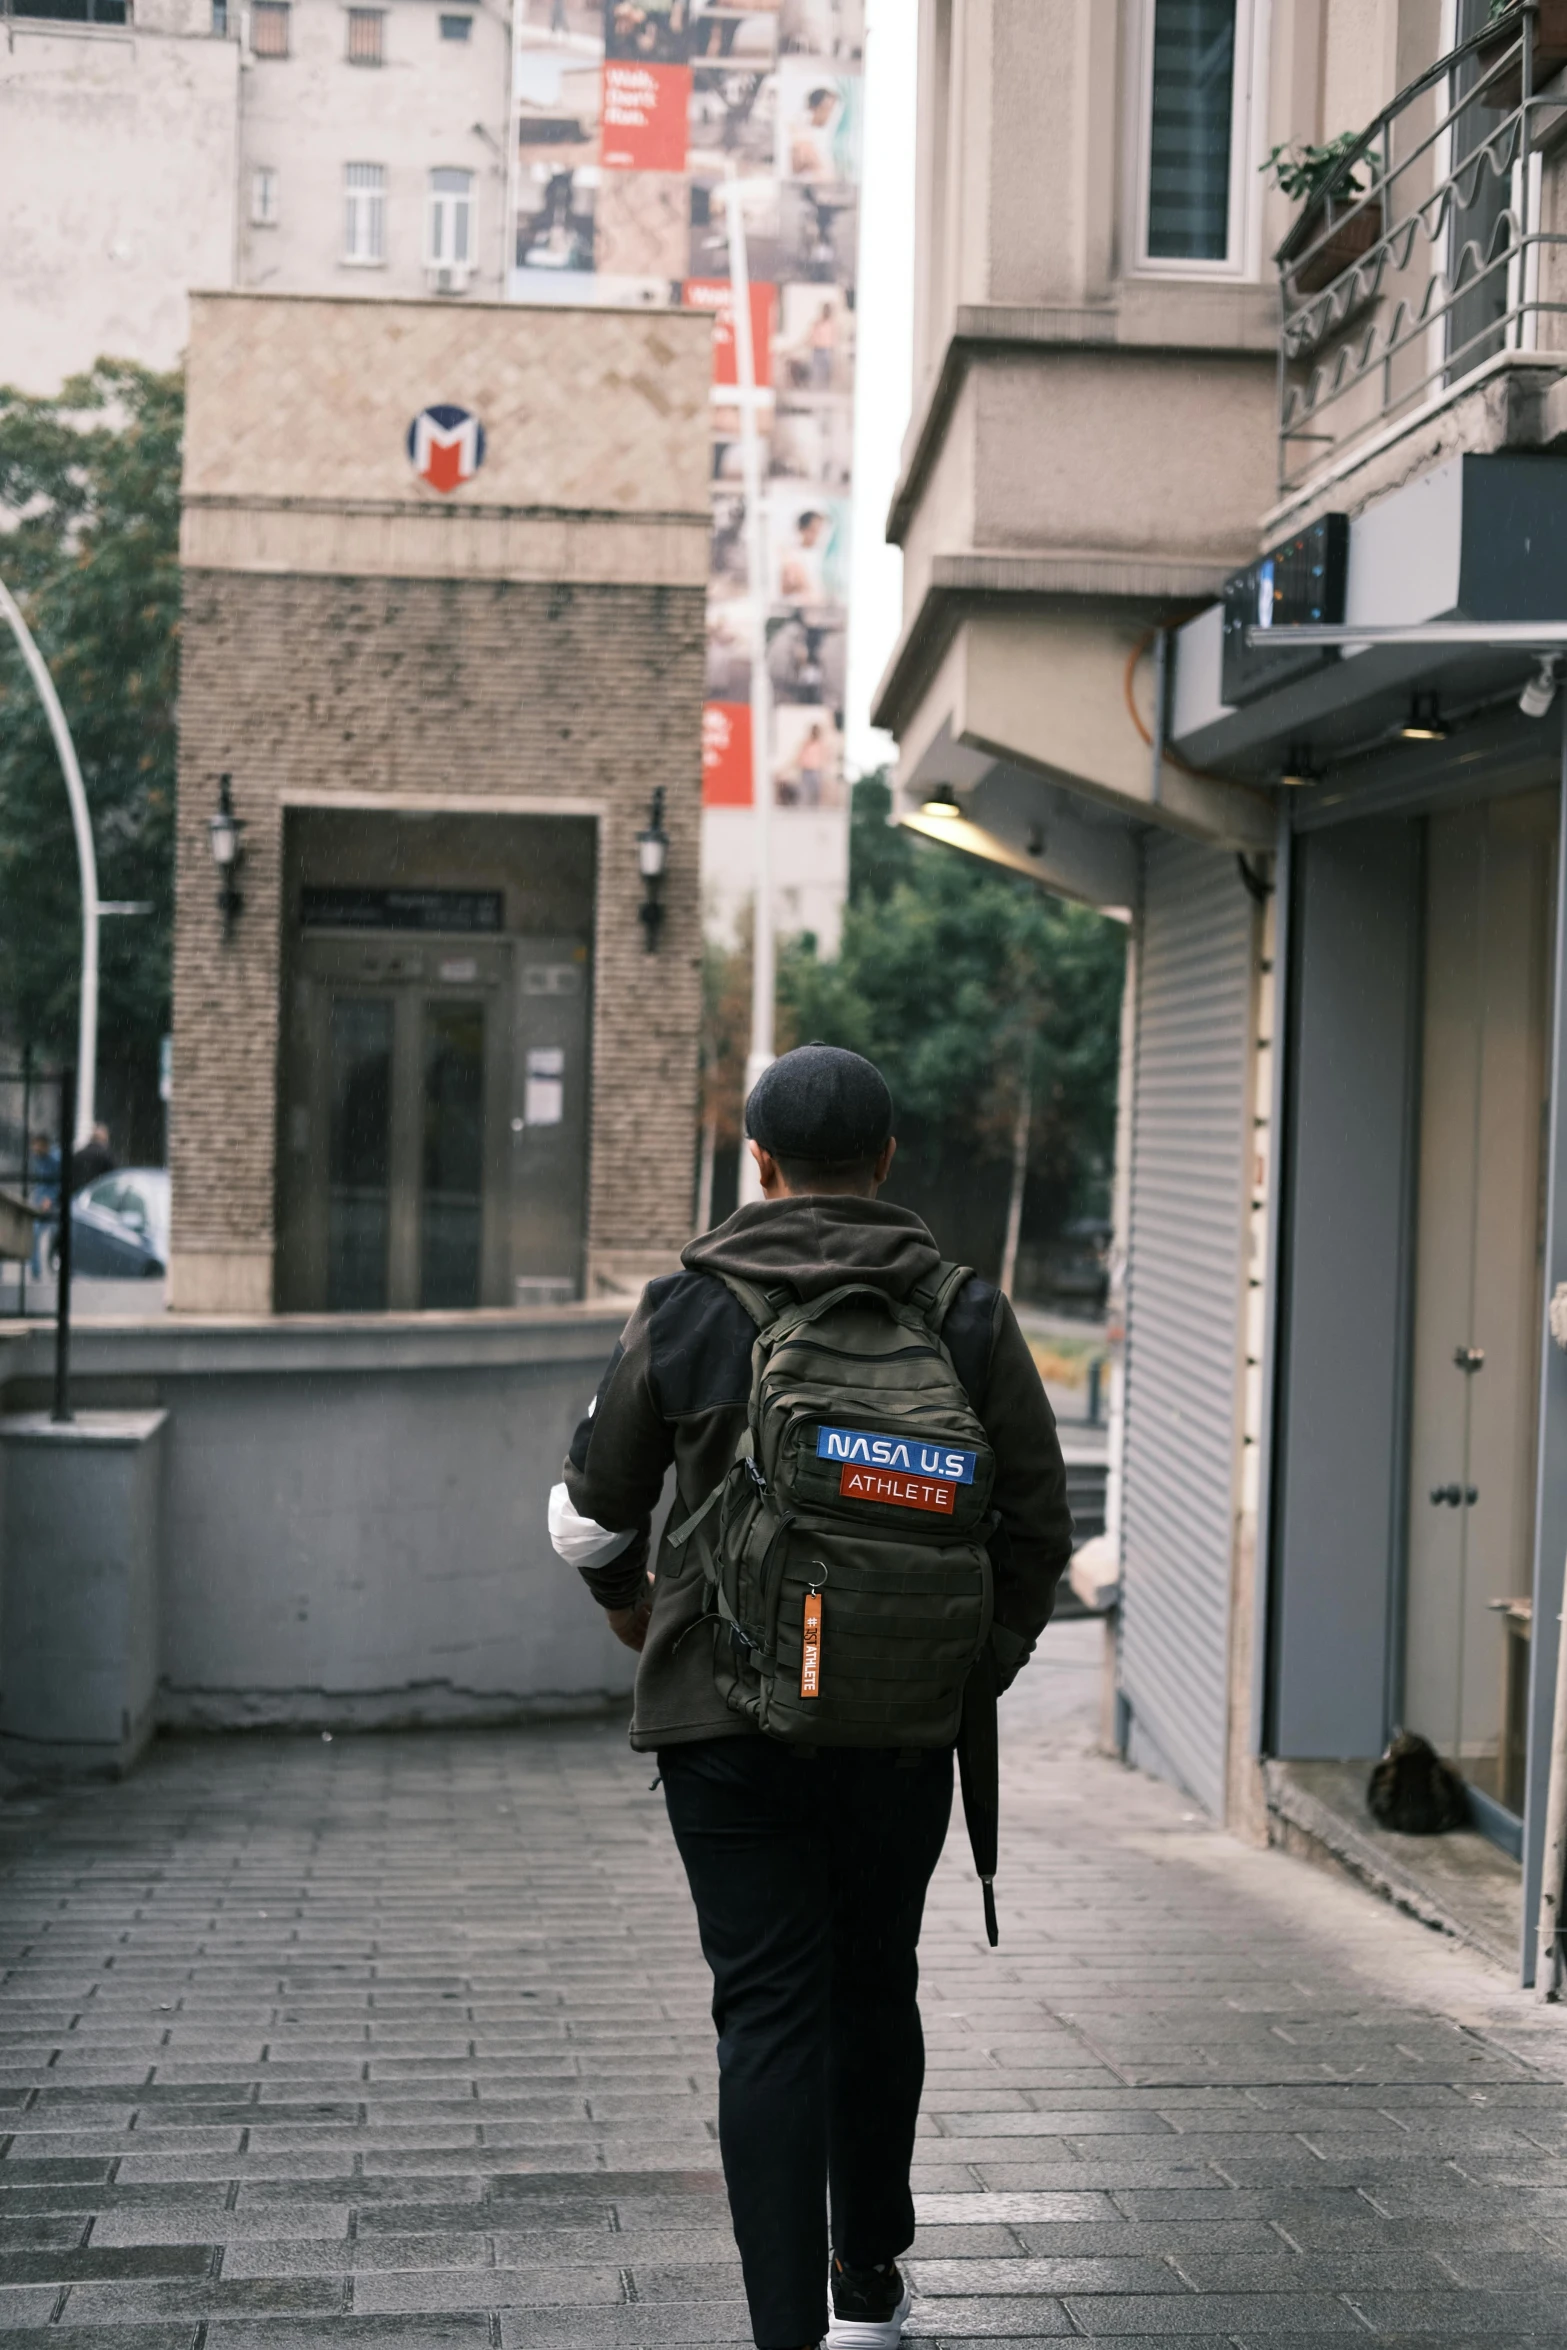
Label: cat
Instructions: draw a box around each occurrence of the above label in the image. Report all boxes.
[1366,1729,1470,1835]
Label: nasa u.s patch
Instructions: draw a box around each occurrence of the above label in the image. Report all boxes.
[407,404,486,494]
[815,1424,978,1485]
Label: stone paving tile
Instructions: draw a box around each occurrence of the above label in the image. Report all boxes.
[3,1625,1567,2349]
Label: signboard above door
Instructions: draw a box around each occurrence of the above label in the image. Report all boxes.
[301,888,504,934]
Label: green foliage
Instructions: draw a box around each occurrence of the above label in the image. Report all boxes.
[1262,131,1371,205]
[845,764,916,906]
[0,361,181,1081]
[781,773,1125,1225]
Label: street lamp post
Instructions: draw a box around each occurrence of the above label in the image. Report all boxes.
[0,575,99,1148]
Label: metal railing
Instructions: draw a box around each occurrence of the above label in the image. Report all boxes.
[0,1056,77,1419]
[1277,8,1567,499]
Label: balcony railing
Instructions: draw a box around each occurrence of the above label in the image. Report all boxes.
[1277,7,1567,500]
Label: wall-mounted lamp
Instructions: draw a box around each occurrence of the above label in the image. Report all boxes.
[637,786,669,953]
[920,782,962,820]
[208,773,246,939]
[1400,692,1448,742]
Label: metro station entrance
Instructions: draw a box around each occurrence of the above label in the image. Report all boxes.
[274,812,595,1314]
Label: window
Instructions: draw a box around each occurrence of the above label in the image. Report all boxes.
[427,167,475,271]
[212,0,228,32]
[250,0,290,54]
[438,11,471,35]
[9,0,129,20]
[346,7,383,63]
[1130,0,1261,275]
[344,162,387,264]
[251,165,279,226]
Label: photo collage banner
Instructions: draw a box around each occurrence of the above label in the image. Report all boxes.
[510,0,863,813]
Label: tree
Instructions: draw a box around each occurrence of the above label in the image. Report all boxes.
[0,361,182,1155]
[780,773,1125,1285]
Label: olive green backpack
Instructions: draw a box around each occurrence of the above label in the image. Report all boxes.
[667,1264,997,1750]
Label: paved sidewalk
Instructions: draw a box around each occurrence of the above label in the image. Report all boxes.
[3,1623,1567,2349]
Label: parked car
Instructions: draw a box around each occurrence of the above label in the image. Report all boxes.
[64,1168,170,1279]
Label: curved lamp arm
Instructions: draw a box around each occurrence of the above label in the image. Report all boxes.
[0,574,98,1147]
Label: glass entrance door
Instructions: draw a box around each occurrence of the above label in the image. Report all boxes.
[279,936,511,1311]
[327,997,395,1310]
[1403,788,1557,1816]
[420,998,486,1309]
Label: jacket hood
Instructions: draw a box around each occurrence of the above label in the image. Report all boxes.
[682,1195,943,1303]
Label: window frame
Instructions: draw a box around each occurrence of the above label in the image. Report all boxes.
[345,6,384,64]
[250,164,279,226]
[249,0,291,57]
[1124,0,1271,281]
[426,166,476,273]
[343,161,388,267]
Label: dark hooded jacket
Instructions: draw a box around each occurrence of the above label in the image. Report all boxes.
[562,1194,1075,1751]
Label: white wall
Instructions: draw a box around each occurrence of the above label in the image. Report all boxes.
[0,13,239,392]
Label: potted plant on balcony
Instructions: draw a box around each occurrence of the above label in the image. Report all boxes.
[1268,135,1384,298]
[1477,0,1567,111]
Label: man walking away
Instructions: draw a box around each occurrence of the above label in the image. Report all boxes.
[550,1046,1074,2350]
[68,1122,115,1196]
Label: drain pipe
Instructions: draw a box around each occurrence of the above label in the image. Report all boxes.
[1541,1282,1567,1998]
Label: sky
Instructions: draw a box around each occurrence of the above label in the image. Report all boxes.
[844,0,917,779]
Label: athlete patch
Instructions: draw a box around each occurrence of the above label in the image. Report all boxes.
[839,1464,956,1515]
[816,1425,976,1485]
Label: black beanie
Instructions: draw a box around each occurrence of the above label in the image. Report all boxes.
[745,1044,893,1166]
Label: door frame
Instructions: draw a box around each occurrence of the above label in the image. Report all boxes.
[1524,718,1567,1981]
[1266,724,1567,1980]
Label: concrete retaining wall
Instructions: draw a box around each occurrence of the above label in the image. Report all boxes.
[0,1309,639,1734]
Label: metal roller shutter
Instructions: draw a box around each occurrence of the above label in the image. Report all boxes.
[1119,831,1254,1816]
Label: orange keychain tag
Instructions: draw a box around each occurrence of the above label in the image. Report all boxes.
[800,1590,823,1698]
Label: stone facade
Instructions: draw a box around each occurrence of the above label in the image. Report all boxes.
[171,292,710,1311]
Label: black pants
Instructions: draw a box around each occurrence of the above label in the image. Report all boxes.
[659,1737,953,2350]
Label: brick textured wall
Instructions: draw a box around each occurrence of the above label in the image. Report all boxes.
[172,570,705,1301]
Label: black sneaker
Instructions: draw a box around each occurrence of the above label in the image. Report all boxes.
[827,2255,912,2346]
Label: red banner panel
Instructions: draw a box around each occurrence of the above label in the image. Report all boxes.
[702,701,753,806]
[683,279,776,389]
[601,61,690,172]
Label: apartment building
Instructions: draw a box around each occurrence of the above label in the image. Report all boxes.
[237,0,511,302]
[0,0,241,395]
[880,0,1567,1986]
[0,0,510,394]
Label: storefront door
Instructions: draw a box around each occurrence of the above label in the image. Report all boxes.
[1403,788,1558,1819]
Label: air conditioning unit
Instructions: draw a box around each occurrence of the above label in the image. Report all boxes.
[426,263,473,296]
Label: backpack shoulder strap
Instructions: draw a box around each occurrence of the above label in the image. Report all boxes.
[713,1270,795,1329]
[912,1257,974,1337]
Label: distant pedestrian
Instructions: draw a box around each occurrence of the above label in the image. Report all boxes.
[69,1122,115,1196]
[551,1046,1074,2350]
[26,1132,59,1277]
